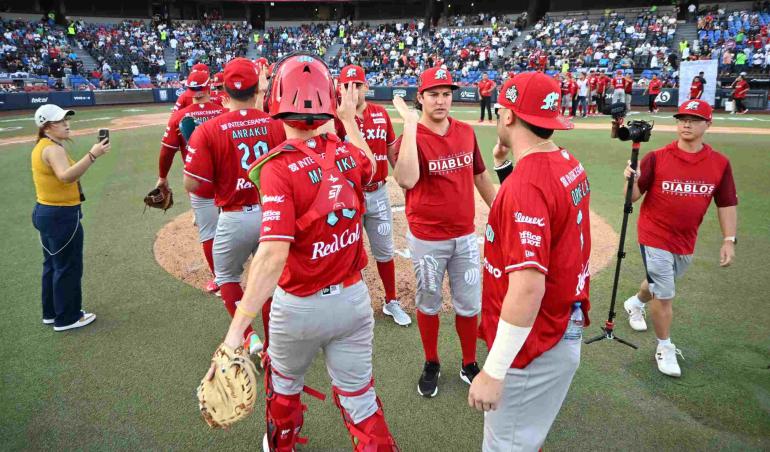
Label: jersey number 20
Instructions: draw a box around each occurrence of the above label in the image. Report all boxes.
[237,142,269,170]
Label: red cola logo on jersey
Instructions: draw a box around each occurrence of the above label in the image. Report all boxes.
[661,180,715,197]
[311,222,361,260]
[428,152,473,174]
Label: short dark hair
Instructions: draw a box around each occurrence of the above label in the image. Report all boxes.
[520,117,555,139]
[225,85,257,102]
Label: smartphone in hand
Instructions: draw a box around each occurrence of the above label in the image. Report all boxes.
[98,128,110,144]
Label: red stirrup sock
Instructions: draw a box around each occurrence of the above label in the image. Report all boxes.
[417,311,440,363]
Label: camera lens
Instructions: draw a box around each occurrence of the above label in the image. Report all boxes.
[617,127,631,141]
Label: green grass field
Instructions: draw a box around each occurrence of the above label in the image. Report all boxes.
[1,104,768,451]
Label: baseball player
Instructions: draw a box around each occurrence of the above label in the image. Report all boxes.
[689,72,705,100]
[157,70,225,294]
[174,63,210,111]
[209,72,226,106]
[183,57,286,355]
[611,70,626,105]
[730,72,750,114]
[623,99,737,377]
[391,66,497,397]
[587,69,598,116]
[205,53,399,451]
[560,73,575,117]
[334,64,411,327]
[624,73,634,112]
[643,74,663,113]
[596,71,609,114]
[468,72,589,452]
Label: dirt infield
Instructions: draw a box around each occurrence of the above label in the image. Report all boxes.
[155,178,618,313]
[0,112,169,147]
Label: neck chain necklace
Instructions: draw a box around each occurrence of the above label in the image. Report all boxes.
[516,140,554,162]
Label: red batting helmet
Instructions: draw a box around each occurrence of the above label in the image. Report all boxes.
[267,53,335,130]
[192,63,209,73]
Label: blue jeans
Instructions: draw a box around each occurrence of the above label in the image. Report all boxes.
[32,204,84,327]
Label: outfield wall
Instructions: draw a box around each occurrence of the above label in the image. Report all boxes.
[1,87,767,112]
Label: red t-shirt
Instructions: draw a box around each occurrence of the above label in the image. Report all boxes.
[690,79,703,99]
[173,90,194,111]
[612,76,625,90]
[561,79,571,95]
[733,79,749,99]
[588,75,598,90]
[256,136,374,296]
[624,78,633,94]
[568,79,578,96]
[648,79,663,95]
[480,149,592,369]
[184,109,286,208]
[637,142,738,255]
[394,118,486,241]
[335,103,397,186]
[478,79,496,97]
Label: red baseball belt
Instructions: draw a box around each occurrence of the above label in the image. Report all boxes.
[362,180,386,193]
[319,272,362,295]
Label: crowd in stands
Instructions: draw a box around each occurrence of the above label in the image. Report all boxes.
[693,4,770,74]
[0,19,85,82]
[2,6,769,94]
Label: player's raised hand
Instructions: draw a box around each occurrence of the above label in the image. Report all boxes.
[392,95,419,124]
[257,68,268,95]
[337,82,357,123]
[492,139,510,166]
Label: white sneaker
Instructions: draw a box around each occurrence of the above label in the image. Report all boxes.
[383,300,412,326]
[656,343,683,377]
[42,317,55,325]
[624,296,647,331]
[53,312,96,332]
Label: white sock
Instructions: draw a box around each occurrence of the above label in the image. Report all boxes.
[657,337,672,347]
[628,295,645,309]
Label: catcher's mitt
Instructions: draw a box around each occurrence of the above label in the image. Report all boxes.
[197,343,259,429]
[144,186,174,211]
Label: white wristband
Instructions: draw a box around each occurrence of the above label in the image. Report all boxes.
[482,320,532,380]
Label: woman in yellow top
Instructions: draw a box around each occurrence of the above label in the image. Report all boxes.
[31,104,110,331]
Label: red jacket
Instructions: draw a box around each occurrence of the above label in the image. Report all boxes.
[478,79,496,97]
[733,79,749,99]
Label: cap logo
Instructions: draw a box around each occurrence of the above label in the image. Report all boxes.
[234,81,242,89]
[541,92,560,111]
[346,68,357,78]
[505,85,518,105]
[685,101,700,110]
[434,69,448,80]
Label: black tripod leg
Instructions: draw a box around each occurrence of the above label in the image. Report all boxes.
[613,335,639,349]
[584,329,608,344]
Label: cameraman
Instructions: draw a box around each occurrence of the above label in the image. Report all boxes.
[622,99,738,378]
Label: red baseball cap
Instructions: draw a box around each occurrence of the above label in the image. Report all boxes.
[224,57,259,91]
[673,99,713,121]
[497,72,573,130]
[186,70,210,90]
[211,72,224,88]
[418,66,458,93]
[192,63,209,73]
[339,65,366,84]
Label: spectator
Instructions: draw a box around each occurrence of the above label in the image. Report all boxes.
[730,72,750,113]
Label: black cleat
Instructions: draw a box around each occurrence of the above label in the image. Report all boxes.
[460,361,481,385]
[417,361,441,397]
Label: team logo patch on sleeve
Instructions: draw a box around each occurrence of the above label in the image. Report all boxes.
[505,86,518,105]
[541,92,560,111]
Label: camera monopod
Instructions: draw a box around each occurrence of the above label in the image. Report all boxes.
[585,103,644,350]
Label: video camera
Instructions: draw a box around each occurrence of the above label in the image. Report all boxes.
[604,102,653,143]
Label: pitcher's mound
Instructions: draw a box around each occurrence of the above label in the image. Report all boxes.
[154,178,618,313]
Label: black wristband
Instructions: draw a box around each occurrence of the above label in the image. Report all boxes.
[494,160,513,183]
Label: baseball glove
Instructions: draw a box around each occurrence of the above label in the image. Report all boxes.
[144,186,174,211]
[197,343,259,429]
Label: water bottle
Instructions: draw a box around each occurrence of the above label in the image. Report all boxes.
[564,302,584,341]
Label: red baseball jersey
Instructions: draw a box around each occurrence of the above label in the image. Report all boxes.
[597,75,609,93]
[394,117,486,241]
[561,79,571,94]
[624,77,633,94]
[184,109,286,208]
[588,75,598,90]
[478,79,496,97]
[568,79,578,96]
[335,103,397,185]
[173,90,194,111]
[733,79,749,99]
[690,79,703,98]
[612,76,625,90]
[637,141,738,255]
[162,101,226,151]
[256,136,374,296]
[648,79,663,95]
[209,90,227,106]
[480,148,592,369]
